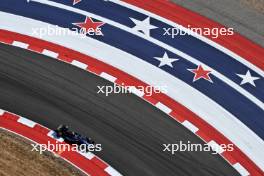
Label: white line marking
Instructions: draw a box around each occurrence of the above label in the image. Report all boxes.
[155,102,172,114]
[207,140,224,154]
[27,0,264,111]
[2,13,263,170]
[17,117,37,128]
[42,49,59,58]
[100,72,117,82]
[12,41,29,49]
[108,0,264,78]
[105,166,123,176]
[182,120,199,133]
[47,130,64,142]
[79,151,95,160]
[233,163,250,176]
[71,60,88,69]
[0,109,5,116]
[128,86,144,97]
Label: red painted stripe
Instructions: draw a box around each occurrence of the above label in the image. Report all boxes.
[0,30,263,175]
[122,0,264,70]
[91,157,109,170]
[222,151,237,165]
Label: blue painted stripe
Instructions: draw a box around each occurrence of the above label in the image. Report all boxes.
[1,0,263,139]
[48,0,264,101]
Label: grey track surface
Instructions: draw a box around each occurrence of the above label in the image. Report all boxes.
[171,0,264,47]
[0,43,240,176]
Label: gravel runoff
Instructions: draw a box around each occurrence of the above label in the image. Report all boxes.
[0,129,86,176]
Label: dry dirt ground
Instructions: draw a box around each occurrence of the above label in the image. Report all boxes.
[0,129,86,176]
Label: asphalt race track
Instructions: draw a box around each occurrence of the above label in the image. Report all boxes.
[0,43,240,175]
[171,0,264,47]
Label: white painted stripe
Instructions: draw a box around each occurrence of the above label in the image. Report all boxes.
[42,49,59,58]
[1,13,263,170]
[128,86,144,97]
[207,140,225,154]
[182,120,199,133]
[100,72,117,82]
[109,0,264,78]
[79,151,95,160]
[233,163,250,176]
[71,60,88,69]
[28,0,264,111]
[12,41,29,48]
[155,102,172,114]
[105,166,123,176]
[17,117,37,128]
[47,130,64,142]
[0,109,5,115]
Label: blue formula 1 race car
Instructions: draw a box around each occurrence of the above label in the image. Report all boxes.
[54,124,95,147]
